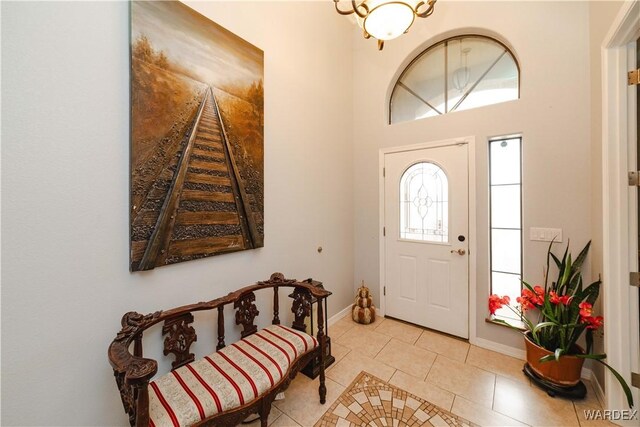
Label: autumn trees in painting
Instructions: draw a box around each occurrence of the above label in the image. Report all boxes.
[130,1,264,271]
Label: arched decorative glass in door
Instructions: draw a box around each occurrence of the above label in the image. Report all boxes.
[399,162,448,242]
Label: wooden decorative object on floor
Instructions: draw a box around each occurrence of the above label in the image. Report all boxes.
[352,281,376,324]
[315,371,477,427]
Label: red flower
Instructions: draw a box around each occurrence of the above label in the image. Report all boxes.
[581,315,604,330]
[549,291,572,306]
[517,294,535,311]
[579,302,593,318]
[533,286,545,304]
[559,295,572,306]
[489,294,510,315]
[517,288,542,311]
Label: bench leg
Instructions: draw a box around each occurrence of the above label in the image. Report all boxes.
[259,399,271,427]
[318,351,327,404]
[319,377,327,404]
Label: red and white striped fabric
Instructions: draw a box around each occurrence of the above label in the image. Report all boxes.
[148,324,318,427]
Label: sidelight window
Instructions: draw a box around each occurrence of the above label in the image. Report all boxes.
[489,137,523,321]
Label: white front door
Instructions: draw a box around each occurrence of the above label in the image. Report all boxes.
[384,143,469,338]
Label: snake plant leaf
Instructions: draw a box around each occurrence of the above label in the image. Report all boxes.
[538,348,566,363]
[550,252,562,270]
[580,281,601,306]
[532,321,557,335]
[522,280,535,292]
[576,353,607,360]
[575,356,634,407]
[560,254,572,291]
[571,241,591,273]
[538,354,558,363]
[568,281,600,321]
[585,329,593,354]
[545,240,557,290]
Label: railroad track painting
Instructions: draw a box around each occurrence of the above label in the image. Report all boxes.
[130,1,264,271]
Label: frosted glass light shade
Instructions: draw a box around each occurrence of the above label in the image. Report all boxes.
[363,2,415,41]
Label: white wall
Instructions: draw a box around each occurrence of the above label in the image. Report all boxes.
[1,1,354,425]
[352,1,593,350]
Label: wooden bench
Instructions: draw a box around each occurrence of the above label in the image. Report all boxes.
[108,273,331,427]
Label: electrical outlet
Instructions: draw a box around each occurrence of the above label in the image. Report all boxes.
[530,227,563,242]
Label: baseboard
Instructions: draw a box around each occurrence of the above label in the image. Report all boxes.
[589,369,607,408]
[328,305,351,326]
[471,337,526,360]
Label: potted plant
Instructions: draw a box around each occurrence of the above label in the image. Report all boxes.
[489,241,634,407]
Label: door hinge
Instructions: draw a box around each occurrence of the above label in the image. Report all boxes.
[629,171,640,186]
[629,69,640,86]
[631,272,640,288]
[383,286,386,296]
[383,167,385,178]
[632,372,640,389]
[383,227,386,236]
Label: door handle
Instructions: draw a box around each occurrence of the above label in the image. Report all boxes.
[450,249,466,255]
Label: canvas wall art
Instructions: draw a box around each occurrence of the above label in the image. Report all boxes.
[129,1,264,271]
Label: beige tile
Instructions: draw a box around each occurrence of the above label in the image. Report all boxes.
[451,396,528,426]
[270,413,301,427]
[273,374,344,427]
[375,338,436,379]
[243,406,282,426]
[574,402,617,427]
[326,351,396,387]
[334,326,391,358]
[351,318,386,333]
[465,345,528,384]
[374,318,423,344]
[426,355,496,408]
[493,375,580,426]
[329,341,351,367]
[329,315,356,339]
[573,381,612,427]
[415,330,470,363]
[579,379,604,410]
[388,370,455,411]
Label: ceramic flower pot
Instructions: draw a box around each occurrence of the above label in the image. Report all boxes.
[524,332,585,386]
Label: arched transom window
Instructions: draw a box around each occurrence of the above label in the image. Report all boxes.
[390,35,519,124]
[400,162,448,242]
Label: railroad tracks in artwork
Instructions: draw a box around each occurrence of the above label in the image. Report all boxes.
[136,87,259,271]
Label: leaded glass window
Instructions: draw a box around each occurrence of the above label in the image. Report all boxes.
[390,35,519,124]
[399,162,448,242]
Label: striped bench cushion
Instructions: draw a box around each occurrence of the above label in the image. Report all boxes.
[148,325,318,427]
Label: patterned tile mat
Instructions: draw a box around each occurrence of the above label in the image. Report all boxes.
[314,371,478,427]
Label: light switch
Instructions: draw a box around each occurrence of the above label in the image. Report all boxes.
[530,227,563,242]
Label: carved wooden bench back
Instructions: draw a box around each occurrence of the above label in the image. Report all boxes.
[108,273,330,427]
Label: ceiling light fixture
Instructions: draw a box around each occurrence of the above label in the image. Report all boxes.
[333,0,437,50]
[452,40,471,92]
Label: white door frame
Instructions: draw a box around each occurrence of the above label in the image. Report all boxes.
[602,0,640,414]
[378,136,477,339]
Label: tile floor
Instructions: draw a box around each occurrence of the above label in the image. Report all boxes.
[248,315,613,427]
